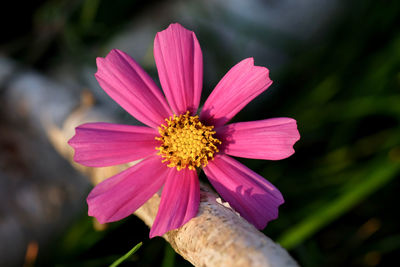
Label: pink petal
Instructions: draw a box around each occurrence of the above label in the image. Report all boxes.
[200,58,272,126]
[154,23,203,115]
[87,155,168,224]
[218,118,300,160]
[150,168,199,238]
[203,154,284,229]
[68,122,159,167]
[95,49,172,128]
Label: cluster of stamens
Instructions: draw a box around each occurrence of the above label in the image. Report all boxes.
[156,111,221,171]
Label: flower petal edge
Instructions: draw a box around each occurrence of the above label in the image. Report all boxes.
[204,154,284,229]
[200,58,272,126]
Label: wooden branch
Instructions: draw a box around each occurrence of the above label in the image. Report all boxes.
[3,58,298,267]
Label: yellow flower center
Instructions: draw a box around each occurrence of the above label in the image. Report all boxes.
[156,111,221,171]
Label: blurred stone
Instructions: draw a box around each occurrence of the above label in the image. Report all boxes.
[0,56,17,89]
[0,61,89,266]
[6,71,79,128]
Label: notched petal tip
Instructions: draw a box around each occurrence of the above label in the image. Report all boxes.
[156,23,193,41]
[166,22,190,31]
[105,49,130,63]
[149,231,157,239]
[87,202,108,225]
[284,118,301,146]
[67,135,75,146]
[241,57,273,81]
[95,56,105,67]
[108,48,121,56]
[67,132,83,164]
[243,57,254,65]
[149,226,163,239]
[95,58,107,77]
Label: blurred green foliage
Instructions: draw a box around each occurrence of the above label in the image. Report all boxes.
[2,0,399,266]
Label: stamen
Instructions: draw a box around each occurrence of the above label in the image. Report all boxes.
[156,111,221,170]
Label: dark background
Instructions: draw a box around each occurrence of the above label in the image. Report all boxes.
[1,0,399,266]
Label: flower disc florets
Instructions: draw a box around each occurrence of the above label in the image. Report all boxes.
[156,111,221,171]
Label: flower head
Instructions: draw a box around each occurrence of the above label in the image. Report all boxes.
[68,23,300,238]
[156,111,221,170]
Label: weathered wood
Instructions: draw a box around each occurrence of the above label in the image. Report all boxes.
[4,57,298,267]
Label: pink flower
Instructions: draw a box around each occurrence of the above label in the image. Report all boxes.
[68,23,300,238]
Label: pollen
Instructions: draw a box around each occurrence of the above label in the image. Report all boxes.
[156,111,221,171]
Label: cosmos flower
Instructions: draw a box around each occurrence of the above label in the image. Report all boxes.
[68,23,300,238]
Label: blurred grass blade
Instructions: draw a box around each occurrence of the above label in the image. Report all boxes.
[161,243,176,267]
[277,157,399,250]
[109,242,143,267]
[80,0,100,29]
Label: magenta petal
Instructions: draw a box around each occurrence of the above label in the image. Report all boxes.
[68,122,159,167]
[219,118,300,160]
[95,49,172,128]
[87,155,168,224]
[150,168,199,238]
[203,154,284,229]
[154,23,203,115]
[200,58,272,126]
